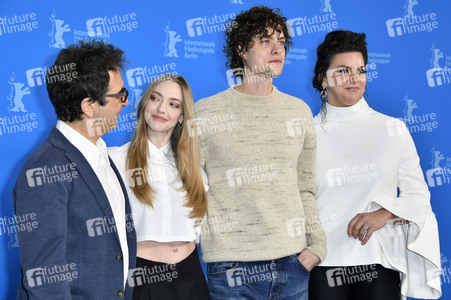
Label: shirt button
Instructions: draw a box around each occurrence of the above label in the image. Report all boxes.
[116,254,123,261]
[117,290,125,297]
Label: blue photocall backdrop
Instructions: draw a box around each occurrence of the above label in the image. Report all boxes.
[1,0,450,299]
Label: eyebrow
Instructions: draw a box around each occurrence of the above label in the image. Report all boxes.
[152,91,182,102]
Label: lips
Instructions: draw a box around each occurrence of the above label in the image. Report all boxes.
[152,115,168,122]
[346,87,360,92]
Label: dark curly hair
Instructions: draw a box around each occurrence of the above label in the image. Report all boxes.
[312,30,367,121]
[224,6,293,79]
[46,40,126,122]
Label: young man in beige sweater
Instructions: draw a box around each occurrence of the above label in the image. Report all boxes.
[194,6,326,299]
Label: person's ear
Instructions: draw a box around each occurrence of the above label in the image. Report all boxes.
[178,114,184,125]
[321,74,328,88]
[81,97,96,119]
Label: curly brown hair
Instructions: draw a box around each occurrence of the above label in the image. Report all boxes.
[224,6,293,79]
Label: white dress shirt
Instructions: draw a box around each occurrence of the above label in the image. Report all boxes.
[56,121,129,287]
[109,140,209,244]
[314,98,441,298]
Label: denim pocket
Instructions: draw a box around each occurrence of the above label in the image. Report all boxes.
[292,254,310,273]
[207,261,240,276]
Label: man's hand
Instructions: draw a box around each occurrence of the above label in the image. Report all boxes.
[297,249,320,271]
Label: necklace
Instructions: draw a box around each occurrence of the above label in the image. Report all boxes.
[173,247,178,253]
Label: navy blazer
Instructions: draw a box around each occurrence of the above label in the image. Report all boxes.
[13,127,137,300]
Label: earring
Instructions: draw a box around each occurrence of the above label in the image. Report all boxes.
[178,122,183,128]
[320,87,328,102]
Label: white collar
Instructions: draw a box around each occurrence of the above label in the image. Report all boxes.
[325,97,370,121]
[56,120,107,171]
[148,139,175,166]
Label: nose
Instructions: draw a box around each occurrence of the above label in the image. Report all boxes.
[156,101,167,113]
[271,41,284,55]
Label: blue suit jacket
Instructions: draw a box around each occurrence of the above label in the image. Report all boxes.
[13,127,137,300]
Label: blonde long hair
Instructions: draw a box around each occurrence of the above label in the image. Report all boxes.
[126,74,207,219]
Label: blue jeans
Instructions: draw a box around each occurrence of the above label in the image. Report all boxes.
[207,254,309,300]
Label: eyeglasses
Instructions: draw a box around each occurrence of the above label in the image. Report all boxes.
[104,87,128,103]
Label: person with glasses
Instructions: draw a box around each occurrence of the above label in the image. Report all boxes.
[308,30,441,300]
[109,74,210,300]
[13,40,137,299]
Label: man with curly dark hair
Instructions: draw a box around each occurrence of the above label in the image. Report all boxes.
[195,6,326,299]
[13,40,137,299]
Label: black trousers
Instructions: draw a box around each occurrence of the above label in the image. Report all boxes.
[309,264,401,300]
[132,247,210,300]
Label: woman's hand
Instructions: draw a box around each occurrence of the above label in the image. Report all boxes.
[347,208,396,245]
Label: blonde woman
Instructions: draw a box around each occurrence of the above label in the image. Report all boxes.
[109,74,209,299]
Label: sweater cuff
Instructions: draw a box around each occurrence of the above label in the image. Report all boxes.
[306,233,327,262]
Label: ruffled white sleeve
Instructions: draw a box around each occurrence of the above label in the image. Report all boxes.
[370,121,441,299]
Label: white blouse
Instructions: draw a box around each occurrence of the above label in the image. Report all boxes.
[314,98,441,298]
[109,141,208,243]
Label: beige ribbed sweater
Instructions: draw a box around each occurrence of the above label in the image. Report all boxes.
[194,86,326,263]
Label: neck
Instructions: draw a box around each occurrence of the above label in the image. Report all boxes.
[65,120,100,144]
[148,131,171,149]
[235,76,273,96]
